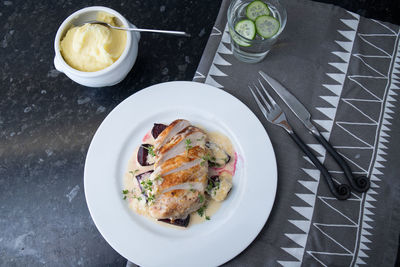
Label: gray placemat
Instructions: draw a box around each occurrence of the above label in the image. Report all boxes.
[193,0,400,266]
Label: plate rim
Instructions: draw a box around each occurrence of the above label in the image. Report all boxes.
[84,81,277,266]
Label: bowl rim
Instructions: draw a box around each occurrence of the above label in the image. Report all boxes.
[54,6,133,77]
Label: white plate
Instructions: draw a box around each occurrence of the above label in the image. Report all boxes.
[84,81,277,267]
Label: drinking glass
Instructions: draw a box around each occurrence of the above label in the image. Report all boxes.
[227,0,287,63]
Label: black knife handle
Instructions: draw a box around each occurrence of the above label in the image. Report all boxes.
[312,132,370,193]
[289,131,351,200]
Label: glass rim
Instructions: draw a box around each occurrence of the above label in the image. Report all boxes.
[227,0,287,44]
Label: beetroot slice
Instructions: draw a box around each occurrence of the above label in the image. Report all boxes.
[135,170,154,199]
[158,215,190,227]
[151,123,167,139]
[137,144,153,166]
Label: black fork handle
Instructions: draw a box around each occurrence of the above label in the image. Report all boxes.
[289,131,351,200]
[312,132,370,193]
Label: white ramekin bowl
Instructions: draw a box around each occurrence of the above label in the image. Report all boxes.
[54,6,140,87]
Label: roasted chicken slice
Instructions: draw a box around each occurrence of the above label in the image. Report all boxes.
[145,119,208,220]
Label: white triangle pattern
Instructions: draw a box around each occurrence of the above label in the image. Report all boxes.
[280,16,360,266]
[282,248,304,261]
[341,19,359,30]
[285,233,309,247]
[320,95,340,107]
[205,24,233,88]
[296,193,316,206]
[210,26,222,36]
[308,144,326,157]
[355,31,400,266]
[316,17,360,137]
[289,220,311,233]
[193,71,205,80]
[298,180,319,194]
[277,261,301,267]
[214,53,231,66]
[314,119,334,133]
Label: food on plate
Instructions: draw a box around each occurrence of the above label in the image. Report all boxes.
[158,216,191,227]
[206,173,233,202]
[60,12,127,72]
[151,123,168,139]
[123,119,237,227]
[205,141,231,167]
[137,144,156,166]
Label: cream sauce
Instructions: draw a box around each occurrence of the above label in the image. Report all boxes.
[123,124,237,228]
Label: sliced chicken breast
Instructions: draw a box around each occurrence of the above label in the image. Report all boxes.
[148,120,208,220]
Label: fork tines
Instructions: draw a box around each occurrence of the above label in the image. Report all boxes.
[250,80,279,111]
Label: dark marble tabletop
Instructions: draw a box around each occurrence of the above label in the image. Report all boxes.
[0,0,398,266]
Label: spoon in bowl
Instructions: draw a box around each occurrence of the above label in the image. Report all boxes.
[76,20,191,37]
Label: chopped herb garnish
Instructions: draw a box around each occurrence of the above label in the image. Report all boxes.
[209,156,218,167]
[141,179,153,192]
[121,189,144,202]
[142,145,156,157]
[201,154,212,166]
[206,180,213,192]
[206,176,221,195]
[205,216,210,220]
[197,204,208,217]
[198,194,204,203]
[197,206,205,217]
[196,136,205,141]
[202,153,219,167]
[147,193,156,204]
[129,169,139,176]
[185,139,193,151]
[139,178,158,205]
[155,175,162,181]
[134,195,141,201]
[215,181,220,190]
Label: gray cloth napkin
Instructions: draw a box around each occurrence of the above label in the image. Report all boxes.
[193,0,400,266]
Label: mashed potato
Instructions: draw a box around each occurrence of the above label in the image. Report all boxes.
[60,12,127,72]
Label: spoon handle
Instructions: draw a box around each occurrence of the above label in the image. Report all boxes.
[112,26,191,37]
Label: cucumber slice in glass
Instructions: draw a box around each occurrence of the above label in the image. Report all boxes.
[255,15,280,38]
[235,19,256,39]
[246,0,270,21]
[232,19,256,46]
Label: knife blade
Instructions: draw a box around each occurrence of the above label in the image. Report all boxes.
[259,71,317,133]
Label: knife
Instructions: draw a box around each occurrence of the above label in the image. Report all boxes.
[259,71,370,193]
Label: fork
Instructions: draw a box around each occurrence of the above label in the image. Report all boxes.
[249,81,351,200]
